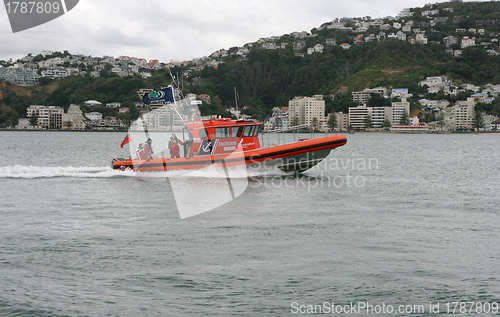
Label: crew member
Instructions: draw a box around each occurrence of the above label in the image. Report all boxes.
[168,133,185,158]
[143,138,154,160]
[136,143,147,160]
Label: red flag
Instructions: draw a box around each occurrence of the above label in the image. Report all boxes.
[120,134,131,148]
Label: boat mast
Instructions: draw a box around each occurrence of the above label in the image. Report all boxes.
[234,86,239,120]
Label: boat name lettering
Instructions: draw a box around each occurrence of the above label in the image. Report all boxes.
[219,141,237,146]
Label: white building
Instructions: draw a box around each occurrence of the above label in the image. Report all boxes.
[452,98,475,129]
[62,104,86,130]
[391,98,410,125]
[351,87,389,104]
[270,107,289,130]
[288,95,325,128]
[419,99,450,110]
[106,102,122,108]
[84,100,102,108]
[334,112,349,131]
[349,105,372,130]
[391,88,412,99]
[418,76,451,92]
[371,106,392,129]
[85,112,103,122]
[26,105,64,129]
[15,118,32,130]
[461,36,476,48]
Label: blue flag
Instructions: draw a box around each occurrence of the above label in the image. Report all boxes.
[142,86,175,105]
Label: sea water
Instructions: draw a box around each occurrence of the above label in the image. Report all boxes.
[0,131,498,316]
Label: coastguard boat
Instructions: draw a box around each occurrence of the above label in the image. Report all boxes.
[111,85,346,173]
[111,117,346,173]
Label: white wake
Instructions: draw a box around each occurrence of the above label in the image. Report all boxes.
[0,165,136,179]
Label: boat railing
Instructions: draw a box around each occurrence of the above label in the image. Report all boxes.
[260,124,328,148]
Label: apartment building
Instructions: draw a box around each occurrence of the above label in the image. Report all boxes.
[371,106,392,128]
[391,98,411,125]
[349,105,372,130]
[288,95,325,127]
[452,97,475,129]
[26,105,64,129]
[334,112,349,131]
[351,87,389,104]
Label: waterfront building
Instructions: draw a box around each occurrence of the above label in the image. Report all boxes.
[391,98,411,125]
[482,114,499,131]
[62,104,86,130]
[142,107,174,131]
[288,95,325,127]
[391,125,429,132]
[270,107,289,130]
[26,105,64,129]
[263,121,273,132]
[334,112,349,131]
[452,97,475,129]
[371,106,392,128]
[15,118,31,130]
[349,105,372,130]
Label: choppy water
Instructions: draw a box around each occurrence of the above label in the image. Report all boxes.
[0,131,499,316]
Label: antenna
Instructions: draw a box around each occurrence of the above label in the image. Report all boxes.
[234,86,239,120]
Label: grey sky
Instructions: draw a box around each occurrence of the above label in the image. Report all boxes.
[0,0,471,62]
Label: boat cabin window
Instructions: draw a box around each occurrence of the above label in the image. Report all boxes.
[229,125,260,138]
[231,126,244,138]
[254,125,260,136]
[243,125,255,137]
[215,127,230,138]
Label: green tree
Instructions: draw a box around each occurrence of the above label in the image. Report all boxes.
[118,112,132,127]
[0,113,8,127]
[382,118,392,130]
[400,111,410,125]
[9,111,19,127]
[472,108,484,131]
[436,114,445,131]
[327,112,337,131]
[311,117,319,130]
[364,115,372,130]
[367,94,391,107]
[29,113,39,128]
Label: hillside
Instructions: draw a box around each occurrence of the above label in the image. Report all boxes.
[1,1,500,126]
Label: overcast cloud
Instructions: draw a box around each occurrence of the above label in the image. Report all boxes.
[0,0,474,62]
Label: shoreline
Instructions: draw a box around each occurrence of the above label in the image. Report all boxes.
[1,128,498,134]
[0,129,126,133]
